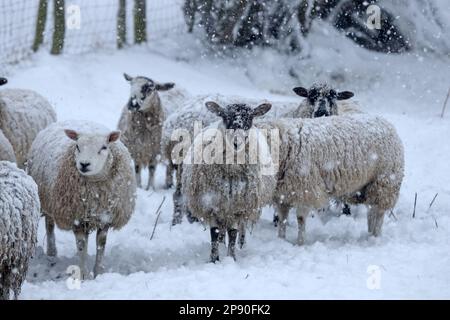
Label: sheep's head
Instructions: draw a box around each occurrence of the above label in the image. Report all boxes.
[293,83,354,117]
[64,129,121,176]
[0,77,7,86]
[205,101,272,152]
[123,73,174,112]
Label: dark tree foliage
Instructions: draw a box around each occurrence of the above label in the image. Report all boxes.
[185,0,410,54]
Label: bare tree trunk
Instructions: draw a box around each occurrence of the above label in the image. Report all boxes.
[134,0,147,44]
[32,0,48,52]
[51,0,65,55]
[183,0,196,33]
[117,0,127,48]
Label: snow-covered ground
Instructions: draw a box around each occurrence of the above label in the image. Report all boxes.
[3,32,450,299]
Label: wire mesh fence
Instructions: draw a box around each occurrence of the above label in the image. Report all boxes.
[0,0,186,74]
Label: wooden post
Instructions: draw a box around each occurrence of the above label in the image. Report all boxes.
[51,0,66,55]
[134,0,147,44]
[117,0,127,48]
[32,0,48,52]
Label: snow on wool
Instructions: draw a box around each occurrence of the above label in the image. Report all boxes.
[0,88,56,168]
[118,74,183,190]
[27,120,136,279]
[0,161,40,300]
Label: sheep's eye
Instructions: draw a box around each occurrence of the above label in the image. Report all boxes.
[100,146,107,151]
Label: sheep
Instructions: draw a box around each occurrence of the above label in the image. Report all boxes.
[181,101,277,262]
[118,73,182,190]
[256,114,404,245]
[163,94,297,226]
[0,161,40,300]
[271,83,361,225]
[0,86,57,168]
[0,129,15,162]
[27,120,137,279]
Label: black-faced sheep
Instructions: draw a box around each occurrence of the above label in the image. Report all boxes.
[181,102,277,262]
[28,121,136,279]
[0,86,56,168]
[118,73,180,190]
[0,161,40,300]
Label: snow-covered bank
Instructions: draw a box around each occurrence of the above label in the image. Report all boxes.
[4,44,449,299]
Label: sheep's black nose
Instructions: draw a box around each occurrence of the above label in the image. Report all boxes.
[80,162,90,172]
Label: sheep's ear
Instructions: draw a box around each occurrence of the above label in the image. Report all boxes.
[124,73,133,82]
[64,129,79,141]
[108,131,121,143]
[155,82,175,91]
[252,103,272,117]
[0,77,7,86]
[337,91,354,100]
[293,87,308,97]
[205,101,224,116]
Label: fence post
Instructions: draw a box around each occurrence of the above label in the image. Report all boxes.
[134,0,147,44]
[117,0,127,48]
[32,0,48,52]
[51,0,66,55]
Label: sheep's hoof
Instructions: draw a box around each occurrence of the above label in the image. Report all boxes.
[210,256,220,264]
[186,212,198,224]
[342,204,351,216]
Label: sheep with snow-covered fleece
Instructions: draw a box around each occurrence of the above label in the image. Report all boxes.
[181,101,277,262]
[28,120,136,279]
[284,82,361,118]
[271,83,361,224]
[118,73,186,190]
[163,93,297,225]
[0,129,15,162]
[256,114,404,244]
[0,161,40,300]
[0,86,56,168]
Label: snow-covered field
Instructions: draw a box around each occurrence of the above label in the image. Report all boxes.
[3,31,450,299]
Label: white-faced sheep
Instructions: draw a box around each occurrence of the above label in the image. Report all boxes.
[118,73,181,190]
[163,94,297,226]
[0,161,40,300]
[28,121,136,279]
[256,114,404,244]
[181,101,277,262]
[0,85,56,168]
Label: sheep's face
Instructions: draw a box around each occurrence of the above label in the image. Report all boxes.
[0,77,7,86]
[293,83,354,118]
[205,101,272,152]
[124,73,174,112]
[64,130,121,176]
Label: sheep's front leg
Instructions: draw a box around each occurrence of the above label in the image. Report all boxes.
[367,205,385,237]
[295,206,310,245]
[210,220,221,263]
[164,161,174,189]
[276,203,290,239]
[227,228,238,260]
[45,215,57,257]
[74,229,89,280]
[146,162,156,191]
[135,164,141,188]
[94,226,109,278]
